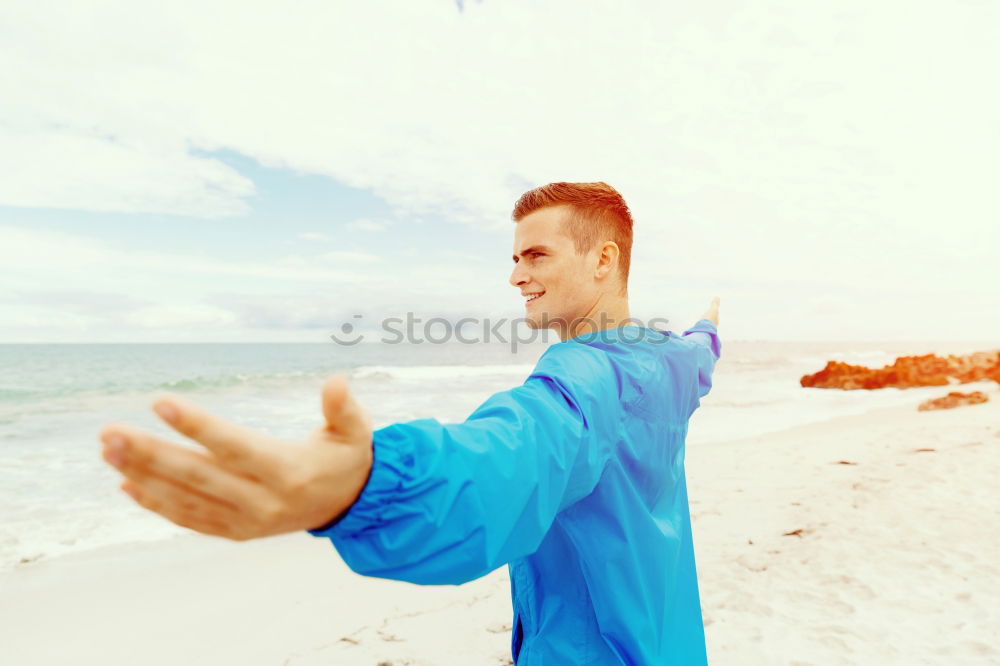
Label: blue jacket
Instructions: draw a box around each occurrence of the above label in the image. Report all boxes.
[308,320,721,665]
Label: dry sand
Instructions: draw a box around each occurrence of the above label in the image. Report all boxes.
[2,389,997,665]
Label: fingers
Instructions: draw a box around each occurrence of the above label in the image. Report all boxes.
[100,423,259,509]
[149,395,284,479]
[321,375,371,441]
[119,478,239,539]
[702,296,721,325]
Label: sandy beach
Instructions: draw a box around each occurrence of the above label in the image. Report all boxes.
[690,390,999,665]
[2,385,997,665]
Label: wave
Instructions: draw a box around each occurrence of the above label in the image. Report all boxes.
[146,363,537,390]
[0,363,539,413]
[154,371,311,392]
[350,363,536,382]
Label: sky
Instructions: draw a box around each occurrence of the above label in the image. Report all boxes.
[1,0,997,343]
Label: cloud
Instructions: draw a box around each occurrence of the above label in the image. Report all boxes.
[0,1,996,340]
[344,218,389,233]
[2,289,150,315]
[298,220,390,240]
[124,304,239,329]
[317,250,381,264]
[0,225,388,339]
[0,225,368,285]
[0,224,511,340]
[0,129,255,217]
[4,1,992,230]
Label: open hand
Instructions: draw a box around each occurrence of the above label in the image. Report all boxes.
[99,375,373,540]
[700,296,721,326]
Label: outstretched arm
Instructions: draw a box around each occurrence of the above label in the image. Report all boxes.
[99,344,623,585]
[682,296,722,400]
[308,343,624,585]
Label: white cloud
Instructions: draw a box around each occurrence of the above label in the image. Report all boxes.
[6,1,994,229]
[317,250,381,264]
[0,225,382,339]
[0,225,505,341]
[344,218,389,233]
[124,304,238,329]
[0,129,255,217]
[0,225,369,285]
[0,1,997,340]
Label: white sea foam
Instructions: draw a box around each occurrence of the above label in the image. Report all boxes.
[351,363,536,382]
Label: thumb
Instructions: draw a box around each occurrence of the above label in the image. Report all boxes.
[321,374,371,442]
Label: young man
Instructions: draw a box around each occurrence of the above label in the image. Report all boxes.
[100,181,721,665]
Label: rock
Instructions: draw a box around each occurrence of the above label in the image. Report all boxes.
[800,350,1000,389]
[917,391,989,411]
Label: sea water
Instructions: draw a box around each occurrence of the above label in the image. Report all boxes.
[0,337,994,571]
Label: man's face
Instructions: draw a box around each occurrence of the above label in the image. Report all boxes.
[509,205,598,331]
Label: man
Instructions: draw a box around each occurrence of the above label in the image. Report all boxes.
[100,181,721,665]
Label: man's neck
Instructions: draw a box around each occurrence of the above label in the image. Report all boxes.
[560,293,632,342]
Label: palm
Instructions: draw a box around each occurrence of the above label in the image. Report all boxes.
[99,375,374,541]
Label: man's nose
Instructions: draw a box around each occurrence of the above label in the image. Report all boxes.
[509,262,528,287]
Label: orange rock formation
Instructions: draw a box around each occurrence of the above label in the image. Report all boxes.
[917,391,990,411]
[800,350,1000,390]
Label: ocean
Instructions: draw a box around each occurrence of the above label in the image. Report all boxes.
[1,336,993,571]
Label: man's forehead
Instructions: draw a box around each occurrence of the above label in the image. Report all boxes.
[512,206,573,252]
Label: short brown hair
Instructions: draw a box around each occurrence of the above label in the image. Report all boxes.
[511,181,633,292]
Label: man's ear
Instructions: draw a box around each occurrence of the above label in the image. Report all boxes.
[594,241,620,280]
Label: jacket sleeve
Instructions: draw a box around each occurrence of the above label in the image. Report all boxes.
[681,318,722,400]
[306,343,624,585]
